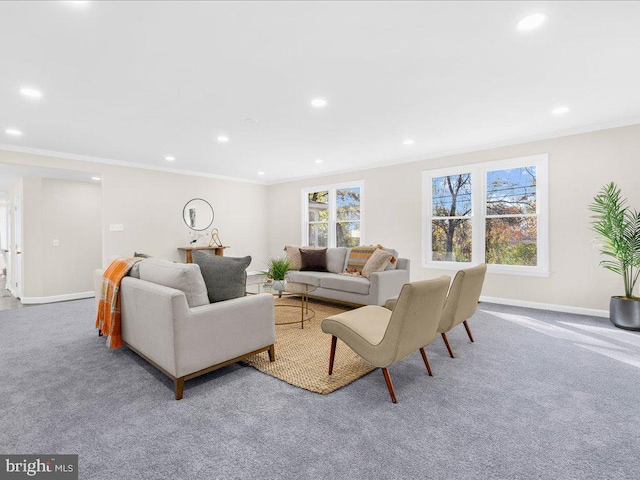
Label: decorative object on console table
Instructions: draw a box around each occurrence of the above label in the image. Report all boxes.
[209,228,223,247]
[589,182,640,330]
[178,246,229,263]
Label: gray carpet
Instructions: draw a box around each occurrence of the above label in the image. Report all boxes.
[1,299,639,480]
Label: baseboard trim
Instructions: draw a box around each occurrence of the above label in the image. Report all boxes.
[21,291,95,305]
[479,295,609,318]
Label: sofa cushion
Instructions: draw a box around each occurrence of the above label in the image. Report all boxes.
[284,245,302,270]
[287,271,335,287]
[326,247,348,274]
[300,248,328,272]
[362,249,394,279]
[138,258,209,308]
[192,251,252,303]
[345,245,379,274]
[320,275,371,295]
[383,248,399,271]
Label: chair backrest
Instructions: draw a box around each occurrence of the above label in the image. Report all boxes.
[439,264,487,333]
[381,276,451,364]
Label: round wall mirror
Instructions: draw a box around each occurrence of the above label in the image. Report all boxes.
[183,198,214,231]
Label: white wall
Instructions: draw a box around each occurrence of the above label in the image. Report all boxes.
[0,149,270,301]
[20,177,102,298]
[41,179,102,297]
[267,123,640,313]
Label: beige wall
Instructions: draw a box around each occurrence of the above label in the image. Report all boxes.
[0,149,270,300]
[40,178,102,297]
[267,123,640,313]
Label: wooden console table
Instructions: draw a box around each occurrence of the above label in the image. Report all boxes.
[178,246,229,263]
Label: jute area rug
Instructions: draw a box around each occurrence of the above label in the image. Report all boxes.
[242,297,376,394]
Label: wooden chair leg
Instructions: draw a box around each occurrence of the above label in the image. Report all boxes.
[463,320,475,342]
[419,348,433,376]
[268,344,276,362]
[381,368,397,403]
[441,332,455,358]
[174,378,184,400]
[328,336,337,375]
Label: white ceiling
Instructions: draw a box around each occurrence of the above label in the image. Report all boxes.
[1,1,639,184]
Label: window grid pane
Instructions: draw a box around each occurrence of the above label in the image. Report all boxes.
[431,219,472,262]
[432,173,472,217]
[336,221,360,248]
[485,217,537,266]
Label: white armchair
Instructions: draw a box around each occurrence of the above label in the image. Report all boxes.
[94,264,275,400]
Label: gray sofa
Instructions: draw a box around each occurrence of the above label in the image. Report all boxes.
[286,247,410,306]
[94,258,275,400]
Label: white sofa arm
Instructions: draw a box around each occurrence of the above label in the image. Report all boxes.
[120,277,186,376]
[369,269,410,306]
[174,293,275,378]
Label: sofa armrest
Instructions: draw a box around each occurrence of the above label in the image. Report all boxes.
[120,277,186,376]
[174,294,275,377]
[369,268,410,306]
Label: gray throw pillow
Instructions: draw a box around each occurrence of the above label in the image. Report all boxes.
[192,251,252,303]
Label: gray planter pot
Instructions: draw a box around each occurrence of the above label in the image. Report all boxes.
[610,296,640,331]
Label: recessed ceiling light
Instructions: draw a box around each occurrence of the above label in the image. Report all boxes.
[257,171,265,176]
[66,1,90,5]
[403,139,415,145]
[310,98,327,108]
[315,159,323,164]
[217,136,229,143]
[20,87,42,98]
[165,156,175,161]
[5,128,22,136]
[517,13,546,31]
[91,176,101,181]
[552,106,570,115]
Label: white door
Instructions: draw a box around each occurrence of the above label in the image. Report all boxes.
[0,202,8,286]
[14,195,22,298]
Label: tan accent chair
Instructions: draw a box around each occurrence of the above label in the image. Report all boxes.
[438,264,486,358]
[386,264,487,358]
[321,276,450,403]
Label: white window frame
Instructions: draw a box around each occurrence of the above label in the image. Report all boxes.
[422,154,549,277]
[301,180,365,248]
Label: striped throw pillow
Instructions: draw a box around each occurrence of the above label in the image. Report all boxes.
[345,245,379,275]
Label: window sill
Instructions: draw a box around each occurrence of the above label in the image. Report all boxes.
[422,262,549,278]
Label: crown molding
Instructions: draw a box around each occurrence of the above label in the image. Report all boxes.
[0,143,267,186]
[264,116,640,185]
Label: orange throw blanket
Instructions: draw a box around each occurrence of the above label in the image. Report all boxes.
[95,257,142,349]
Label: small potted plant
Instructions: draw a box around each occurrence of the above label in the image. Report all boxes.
[261,257,291,293]
[589,182,640,330]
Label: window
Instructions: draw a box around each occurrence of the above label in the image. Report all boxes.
[423,154,548,276]
[302,181,364,248]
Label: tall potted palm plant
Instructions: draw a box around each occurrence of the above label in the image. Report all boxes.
[589,182,640,330]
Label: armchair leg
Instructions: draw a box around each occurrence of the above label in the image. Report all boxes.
[463,320,475,343]
[381,368,397,403]
[268,344,276,362]
[174,377,184,400]
[328,336,337,375]
[441,332,455,358]
[419,348,433,376]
